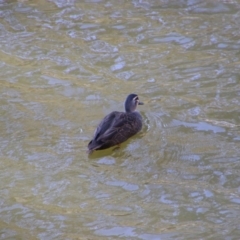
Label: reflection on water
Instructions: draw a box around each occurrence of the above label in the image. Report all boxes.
[1,0,240,239]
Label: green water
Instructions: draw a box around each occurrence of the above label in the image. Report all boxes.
[0,0,240,239]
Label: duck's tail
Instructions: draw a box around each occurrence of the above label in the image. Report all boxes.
[87,139,101,154]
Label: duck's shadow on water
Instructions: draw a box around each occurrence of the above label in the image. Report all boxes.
[87,139,132,160]
[87,148,116,160]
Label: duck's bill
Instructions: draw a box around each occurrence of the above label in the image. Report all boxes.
[138,101,144,105]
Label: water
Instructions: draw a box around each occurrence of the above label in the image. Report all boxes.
[0,0,240,239]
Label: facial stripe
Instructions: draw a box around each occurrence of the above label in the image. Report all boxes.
[133,96,139,101]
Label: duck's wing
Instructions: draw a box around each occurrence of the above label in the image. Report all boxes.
[88,111,142,153]
[97,112,141,145]
[93,111,122,141]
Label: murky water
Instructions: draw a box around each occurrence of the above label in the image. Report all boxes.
[1,0,240,239]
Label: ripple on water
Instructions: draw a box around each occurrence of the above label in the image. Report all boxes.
[1,0,240,239]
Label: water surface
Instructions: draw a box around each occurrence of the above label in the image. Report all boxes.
[1,0,240,239]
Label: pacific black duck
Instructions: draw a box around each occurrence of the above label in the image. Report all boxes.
[88,93,144,154]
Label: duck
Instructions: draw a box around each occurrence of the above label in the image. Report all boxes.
[88,93,144,154]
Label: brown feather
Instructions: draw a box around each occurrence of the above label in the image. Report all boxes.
[88,94,143,154]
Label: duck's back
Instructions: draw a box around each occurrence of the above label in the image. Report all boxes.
[88,111,142,152]
[111,111,142,144]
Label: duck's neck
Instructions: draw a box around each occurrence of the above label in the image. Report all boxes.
[125,104,134,113]
[125,107,131,113]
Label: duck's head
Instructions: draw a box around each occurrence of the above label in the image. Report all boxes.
[125,93,144,113]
